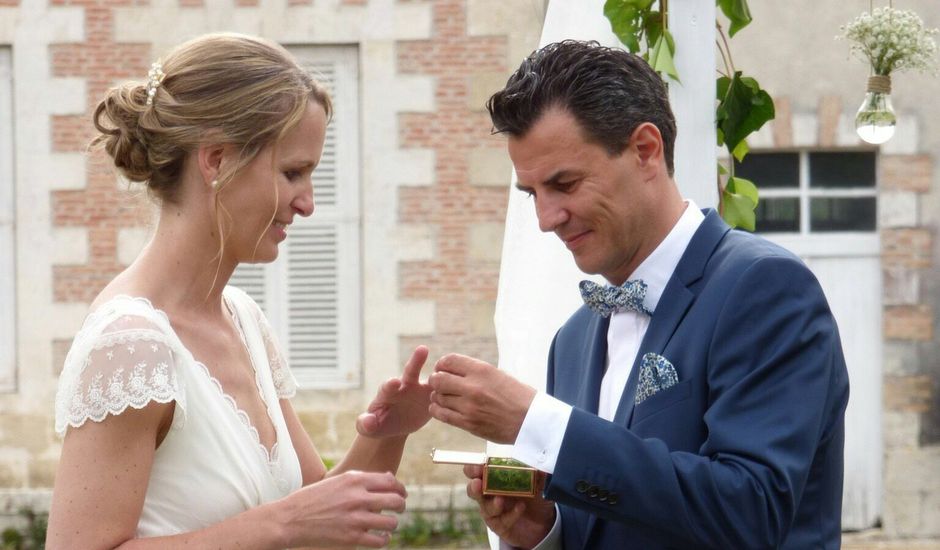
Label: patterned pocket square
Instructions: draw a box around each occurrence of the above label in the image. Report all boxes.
[635,353,679,405]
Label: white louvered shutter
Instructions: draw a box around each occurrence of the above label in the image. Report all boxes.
[0,48,14,391]
[230,45,361,389]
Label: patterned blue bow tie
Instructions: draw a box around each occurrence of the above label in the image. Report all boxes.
[579,279,652,317]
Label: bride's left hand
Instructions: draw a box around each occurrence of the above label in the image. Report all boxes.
[356,345,432,438]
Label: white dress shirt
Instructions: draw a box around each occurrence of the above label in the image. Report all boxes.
[507,202,704,550]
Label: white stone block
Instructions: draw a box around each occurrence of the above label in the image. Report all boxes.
[882,114,919,155]
[792,113,819,147]
[2,7,85,43]
[922,491,940,537]
[45,154,86,191]
[51,227,88,265]
[882,487,922,535]
[883,411,920,449]
[376,149,435,187]
[46,303,90,340]
[388,3,433,40]
[391,76,435,113]
[747,124,773,149]
[883,268,920,307]
[392,224,434,262]
[0,9,16,42]
[469,223,504,261]
[836,113,862,147]
[0,448,28,488]
[885,448,940,493]
[44,77,85,116]
[396,300,435,335]
[879,190,918,228]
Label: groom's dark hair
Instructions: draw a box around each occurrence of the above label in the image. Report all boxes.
[486,39,677,176]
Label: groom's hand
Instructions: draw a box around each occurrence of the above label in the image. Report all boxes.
[428,354,536,444]
[464,464,555,548]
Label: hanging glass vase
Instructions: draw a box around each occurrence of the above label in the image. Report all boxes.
[855,74,896,145]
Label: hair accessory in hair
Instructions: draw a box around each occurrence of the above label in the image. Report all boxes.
[145,62,166,106]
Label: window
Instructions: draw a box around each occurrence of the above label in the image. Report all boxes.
[0,47,14,391]
[229,45,361,389]
[736,151,877,234]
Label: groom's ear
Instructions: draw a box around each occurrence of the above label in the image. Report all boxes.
[629,122,665,176]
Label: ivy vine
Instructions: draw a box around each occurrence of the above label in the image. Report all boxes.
[604,0,775,231]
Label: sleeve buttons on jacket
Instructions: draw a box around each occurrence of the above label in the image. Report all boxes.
[576,480,589,494]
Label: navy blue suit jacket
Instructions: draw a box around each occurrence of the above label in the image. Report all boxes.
[543,210,849,549]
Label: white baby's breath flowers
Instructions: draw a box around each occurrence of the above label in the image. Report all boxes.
[839,7,938,75]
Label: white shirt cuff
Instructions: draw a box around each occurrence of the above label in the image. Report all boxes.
[498,504,562,550]
[511,392,572,474]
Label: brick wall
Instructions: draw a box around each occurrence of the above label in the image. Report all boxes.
[49,0,152,305]
[880,139,940,537]
[396,0,509,365]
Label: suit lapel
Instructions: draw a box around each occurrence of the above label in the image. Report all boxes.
[576,314,609,415]
[614,285,694,427]
[612,210,731,427]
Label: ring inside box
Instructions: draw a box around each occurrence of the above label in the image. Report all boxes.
[431,449,537,498]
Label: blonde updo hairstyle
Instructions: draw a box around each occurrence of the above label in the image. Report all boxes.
[92,32,332,204]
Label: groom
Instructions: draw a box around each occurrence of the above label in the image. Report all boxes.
[428,40,849,549]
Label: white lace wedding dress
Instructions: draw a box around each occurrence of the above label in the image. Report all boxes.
[54,286,303,536]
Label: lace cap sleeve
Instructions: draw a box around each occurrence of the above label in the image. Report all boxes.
[54,313,185,436]
[227,286,298,399]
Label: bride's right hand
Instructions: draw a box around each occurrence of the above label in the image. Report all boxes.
[276,470,406,548]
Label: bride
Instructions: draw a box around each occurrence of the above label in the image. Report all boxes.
[48,33,431,549]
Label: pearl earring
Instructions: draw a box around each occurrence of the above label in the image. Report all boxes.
[211,179,219,190]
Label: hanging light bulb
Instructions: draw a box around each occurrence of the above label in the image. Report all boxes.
[855,75,896,144]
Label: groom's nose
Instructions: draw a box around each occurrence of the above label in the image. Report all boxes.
[536,194,570,233]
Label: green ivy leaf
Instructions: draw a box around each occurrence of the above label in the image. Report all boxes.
[721,186,757,231]
[728,175,758,205]
[643,10,664,49]
[732,138,749,162]
[716,0,752,37]
[717,162,729,176]
[716,71,774,157]
[604,0,647,52]
[649,31,680,82]
[716,76,731,146]
[717,75,731,98]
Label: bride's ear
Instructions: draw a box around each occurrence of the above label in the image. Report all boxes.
[196,140,226,191]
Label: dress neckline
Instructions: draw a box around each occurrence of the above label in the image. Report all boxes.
[88,292,281,464]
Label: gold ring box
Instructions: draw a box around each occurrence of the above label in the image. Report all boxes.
[431,449,538,498]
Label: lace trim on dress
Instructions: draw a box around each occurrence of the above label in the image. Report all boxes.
[189,359,280,466]
[235,288,297,399]
[89,328,172,351]
[55,326,183,436]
